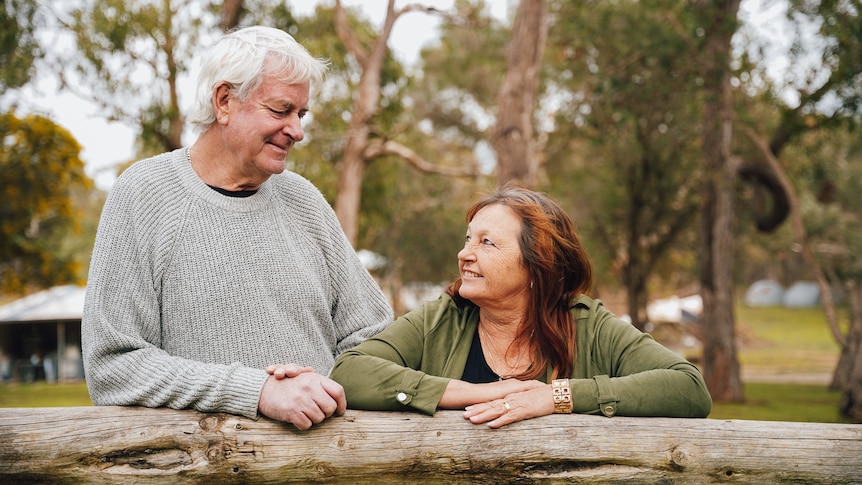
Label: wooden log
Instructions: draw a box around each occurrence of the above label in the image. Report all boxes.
[1,406,860,483]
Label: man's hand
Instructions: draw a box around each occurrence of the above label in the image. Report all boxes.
[266,363,315,379]
[258,371,347,430]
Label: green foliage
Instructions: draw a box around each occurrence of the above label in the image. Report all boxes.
[0,0,41,91]
[415,0,509,143]
[737,121,862,286]
[59,0,212,150]
[542,0,703,298]
[359,155,471,286]
[0,111,94,294]
[786,0,862,118]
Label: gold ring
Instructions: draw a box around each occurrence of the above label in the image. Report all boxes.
[503,402,511,413]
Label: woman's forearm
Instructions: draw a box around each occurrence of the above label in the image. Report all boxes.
[438,379,546,409]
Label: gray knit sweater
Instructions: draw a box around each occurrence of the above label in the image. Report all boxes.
[82,148,393,418]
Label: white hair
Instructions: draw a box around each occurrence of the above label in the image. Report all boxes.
[187,26,329,130]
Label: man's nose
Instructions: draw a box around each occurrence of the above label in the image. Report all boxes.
[284,115,304,142]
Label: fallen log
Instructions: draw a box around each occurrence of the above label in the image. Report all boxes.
[1,406,860,483]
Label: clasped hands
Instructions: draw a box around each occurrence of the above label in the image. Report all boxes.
[260,363,345,430]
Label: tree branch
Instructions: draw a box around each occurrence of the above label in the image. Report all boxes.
[362,139,478,177]
[744,126,846,347]
[334,0,369,67]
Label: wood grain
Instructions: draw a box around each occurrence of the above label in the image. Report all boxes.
[1,406,860,483]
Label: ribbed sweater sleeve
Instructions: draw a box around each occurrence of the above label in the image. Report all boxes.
[82,148,393,418]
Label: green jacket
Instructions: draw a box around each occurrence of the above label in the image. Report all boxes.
[331,293,712,418]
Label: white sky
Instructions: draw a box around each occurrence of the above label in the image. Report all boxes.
[7,0,791,190]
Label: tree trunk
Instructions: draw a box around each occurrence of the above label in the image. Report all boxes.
[696,0,744,403]
[492,0,547,187]
[334,128,370,245]
[332,0,392,245]
[221,0,243,32]
[624,262,649,332]
[839,280,862,422]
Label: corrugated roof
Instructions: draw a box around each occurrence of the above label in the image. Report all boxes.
[0,285,86,323]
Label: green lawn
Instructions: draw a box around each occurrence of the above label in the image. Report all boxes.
[734,304,841,374]
[0,304,852,423]
[707,303,847,423]
[709,382,848,423]
[0,381,92,407]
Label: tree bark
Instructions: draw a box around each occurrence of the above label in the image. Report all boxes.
[492,0,547,187]
[839,280,862,422]
[696,0,744,403]
[332,0,393,245]
[624,260,649,332]
[221,0,243,32]
[2,406,861,483]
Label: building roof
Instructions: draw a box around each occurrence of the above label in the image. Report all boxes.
[0,285,86,323]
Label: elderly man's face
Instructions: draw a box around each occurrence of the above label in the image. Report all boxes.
[216,73,309,186]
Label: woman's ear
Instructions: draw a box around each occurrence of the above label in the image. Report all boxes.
[213,82,233,124]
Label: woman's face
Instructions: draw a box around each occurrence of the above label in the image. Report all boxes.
[457,204,531,311]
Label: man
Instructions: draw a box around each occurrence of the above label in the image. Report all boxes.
[82,26,393,430]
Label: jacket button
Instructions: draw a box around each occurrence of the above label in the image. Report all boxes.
[603,404,616,417]
[396,392,408,402]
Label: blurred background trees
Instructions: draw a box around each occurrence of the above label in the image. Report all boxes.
[1,0,860,419]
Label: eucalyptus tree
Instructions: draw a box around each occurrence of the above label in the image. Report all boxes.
[542,0,704,331]
[1,0,42,93]
[329,0,479,246]
[689,0,745,403]
[492,0,547,186]
[736,0,862,417]
[0,112,94,294]
[52,0,218,155]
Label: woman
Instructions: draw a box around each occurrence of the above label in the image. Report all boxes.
[302,185,710,427]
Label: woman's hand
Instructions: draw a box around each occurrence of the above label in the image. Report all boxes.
[266,363,316,379]
[439,378,547,409]
[463,383,555,428]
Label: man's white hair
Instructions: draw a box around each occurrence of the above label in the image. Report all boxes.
[187,26,328,131]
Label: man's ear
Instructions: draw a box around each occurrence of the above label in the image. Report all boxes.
[213,82,233,124]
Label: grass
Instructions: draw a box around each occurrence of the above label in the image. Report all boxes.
[709,382,847,423]
[0,304,852,423]
[706,303,848,423]
[0,381,92,407]
[734,304,841,374]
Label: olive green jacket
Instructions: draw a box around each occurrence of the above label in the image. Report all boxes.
[330,294,712,418]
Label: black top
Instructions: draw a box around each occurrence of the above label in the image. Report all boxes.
[461,328,502,383]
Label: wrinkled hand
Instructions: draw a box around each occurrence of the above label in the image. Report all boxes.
[463,383,555,428]
[258,371,347,430]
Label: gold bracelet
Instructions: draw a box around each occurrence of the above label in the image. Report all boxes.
[552,378,573,414]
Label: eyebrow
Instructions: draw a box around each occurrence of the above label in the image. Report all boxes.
[266,100,308,112]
